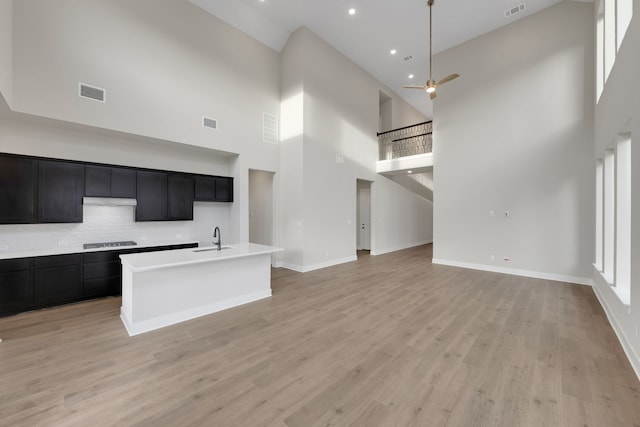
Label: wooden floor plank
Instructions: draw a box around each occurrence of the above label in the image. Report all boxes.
[1,244,640,426]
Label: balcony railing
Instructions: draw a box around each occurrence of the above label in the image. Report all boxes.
[377,121,432,161]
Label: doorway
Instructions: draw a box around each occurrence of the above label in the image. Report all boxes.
[249,169,275,245]
[357,179,372,252]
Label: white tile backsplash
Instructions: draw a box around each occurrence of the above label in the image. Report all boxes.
[0,202,230,253]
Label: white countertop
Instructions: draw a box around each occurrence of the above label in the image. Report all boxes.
[119,242,283,273]
[0,240,199,260]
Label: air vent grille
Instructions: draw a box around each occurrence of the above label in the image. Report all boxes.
[400,55,414,63]
[263,112,279,144]
[79,83,105,102]
[505,3,526,17]
[203,116,218,130]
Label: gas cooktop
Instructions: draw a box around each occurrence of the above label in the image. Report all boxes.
[83,241,138,249]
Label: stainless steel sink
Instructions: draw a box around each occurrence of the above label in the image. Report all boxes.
[193,246,233,253]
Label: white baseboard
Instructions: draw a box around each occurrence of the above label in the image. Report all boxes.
[276,255,358,273]
[591,279,640,382]
[371,240,432,256]
[431,258,592,286]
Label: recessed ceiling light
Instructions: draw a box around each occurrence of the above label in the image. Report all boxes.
[390,49,397,55]
[348,8,356,15]
[408,74,414,79]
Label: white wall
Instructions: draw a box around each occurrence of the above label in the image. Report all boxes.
[592,0,640,378]
[0,0,12,105]
[433,1,594,284]
[279,28,433,271]
[7,0,283,245]
[249,169,274,246]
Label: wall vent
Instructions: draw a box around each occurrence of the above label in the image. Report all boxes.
[505,3,526,17]
[79,83,106,103]
[202,116,218,130]
[263,112,279,144]
[400,55,414,63]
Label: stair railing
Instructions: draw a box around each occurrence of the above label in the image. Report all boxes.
[377,121,433,161]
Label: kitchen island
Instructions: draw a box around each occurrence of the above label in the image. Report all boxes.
[119,243,282,336]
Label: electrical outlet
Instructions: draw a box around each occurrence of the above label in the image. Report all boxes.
[0,244,8,251]
[490,255,495,261]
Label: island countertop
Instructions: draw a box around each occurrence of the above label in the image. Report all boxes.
[119,242,283,273]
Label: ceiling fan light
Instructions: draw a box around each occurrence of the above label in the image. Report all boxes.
[426,86,436,93]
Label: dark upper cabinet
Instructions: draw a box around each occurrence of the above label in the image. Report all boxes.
[111,167,136,198]
[85,165,111,197]
[167,173,194,220]
[0,155,37,223]
[194,175,233,202]
[85,165,136,198]
[136,170,167,221]
[194,175,216,201]
[215,177,234,202]
[0,258,33,314]
[38,160,84,223]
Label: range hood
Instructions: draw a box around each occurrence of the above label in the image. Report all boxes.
[83,197,137,207]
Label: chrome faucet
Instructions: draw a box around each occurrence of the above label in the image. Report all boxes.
[213,226,221,251]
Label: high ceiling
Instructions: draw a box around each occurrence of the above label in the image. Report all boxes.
[190,0,591,118]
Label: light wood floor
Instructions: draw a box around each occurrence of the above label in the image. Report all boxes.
[2,244,640,426]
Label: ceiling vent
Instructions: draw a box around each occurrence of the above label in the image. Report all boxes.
[263,112,279,144]
[202,116,218,130]
[400,55,414,63]
[79,83,105,103]
[505,3,526,18]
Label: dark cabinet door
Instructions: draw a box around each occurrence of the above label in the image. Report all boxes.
[136,170,167,221]
[85,165,111,197]
[34,254,82,306]
[215,177,233,202]
[0,155,36,223]
[194,175,216,201]
[167,173,194,220]
[194,175,233,202]
[111,167,136,198]
[85,165,136,199]
[0,259,33,315]
[38,160,84,223]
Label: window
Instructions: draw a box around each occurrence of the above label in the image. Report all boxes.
[596,131,632,305]
[604,0,616,81]
[603,149,615,283]
[596,0,634,102]
[595,160,603,270]
[596,9,604,101]
[615,135,631,299]
[617,0,633,51]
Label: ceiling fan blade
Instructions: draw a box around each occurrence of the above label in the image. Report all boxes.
[430,91,437,100]
[404,85,427,89]
[436,73,460,86]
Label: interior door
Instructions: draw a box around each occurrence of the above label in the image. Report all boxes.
[358,187,371,250]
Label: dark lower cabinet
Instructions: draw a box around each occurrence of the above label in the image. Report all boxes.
[38,160,84,223]
[34,254,82,306]
[0,259,33,314]
[0,155,37,223]
[83,251,121,297]
[1,243,199,316]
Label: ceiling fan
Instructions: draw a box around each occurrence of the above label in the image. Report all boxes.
[404,0,459,100]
